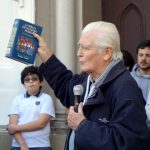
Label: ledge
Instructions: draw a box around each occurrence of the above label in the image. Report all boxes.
[0,125,8,135]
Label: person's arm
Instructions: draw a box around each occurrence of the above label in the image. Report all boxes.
[34,33,87,108]
[8,115,29,150]
[7,113,50,134]
[34,33,87,107]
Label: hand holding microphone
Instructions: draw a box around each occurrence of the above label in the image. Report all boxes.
[68,103,86,130]
[67,85,86,130]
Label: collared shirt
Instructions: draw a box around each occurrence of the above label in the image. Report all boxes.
[24,89,42,98]
[8,92,55,148]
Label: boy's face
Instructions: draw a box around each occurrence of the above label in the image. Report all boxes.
[23,74,42,95]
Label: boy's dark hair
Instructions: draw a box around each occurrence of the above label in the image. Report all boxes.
[21,65,43,84]
[122,50,135,71]
[136,39,150,54]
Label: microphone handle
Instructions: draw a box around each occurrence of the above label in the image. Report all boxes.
[74,95,81,112]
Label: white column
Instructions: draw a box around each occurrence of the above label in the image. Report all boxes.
[55,0,76,113]
[56,0,76,71]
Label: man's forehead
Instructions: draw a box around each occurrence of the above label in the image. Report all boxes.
[139,47,150,52]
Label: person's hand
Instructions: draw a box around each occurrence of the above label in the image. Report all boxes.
[67,103,86,130]
[20,143,29,150]
[33,33,52,62]
[6,124,18,135]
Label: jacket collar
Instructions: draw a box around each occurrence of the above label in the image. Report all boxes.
[83,61,126,106]
[101,61,126,87]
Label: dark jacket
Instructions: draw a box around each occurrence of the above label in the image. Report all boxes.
[39,55,150,150]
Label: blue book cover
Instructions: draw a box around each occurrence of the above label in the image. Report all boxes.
[5,18,42,64]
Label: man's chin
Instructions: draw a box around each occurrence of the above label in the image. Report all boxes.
[140,66,150,70]
[80,68,89,73]
[80,67,85,72]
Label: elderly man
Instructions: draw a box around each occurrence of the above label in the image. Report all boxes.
[34,21,150,150]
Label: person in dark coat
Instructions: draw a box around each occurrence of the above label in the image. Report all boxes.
[122,49,135,71]
[34,21,150,150]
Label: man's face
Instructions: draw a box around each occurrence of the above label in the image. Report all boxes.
[137,47,150,71]
[77,31,111,79]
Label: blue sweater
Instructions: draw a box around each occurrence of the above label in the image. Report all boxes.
[39,55,150,150]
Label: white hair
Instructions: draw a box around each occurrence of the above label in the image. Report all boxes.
[82,21,123,60]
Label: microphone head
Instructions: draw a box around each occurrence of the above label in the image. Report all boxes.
[73,85,84,96]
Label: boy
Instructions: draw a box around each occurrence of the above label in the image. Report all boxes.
[7,66,55,150]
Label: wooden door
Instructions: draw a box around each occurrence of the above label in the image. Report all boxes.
[102,0,150,61]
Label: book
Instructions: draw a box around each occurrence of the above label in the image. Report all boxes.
[5,18,42,64]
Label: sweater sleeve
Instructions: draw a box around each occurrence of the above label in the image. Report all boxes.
[39,55,87,108]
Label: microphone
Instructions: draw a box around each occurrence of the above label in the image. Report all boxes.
[73,85,84,112]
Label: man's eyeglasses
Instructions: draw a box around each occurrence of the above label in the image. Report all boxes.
[24,76,39,83]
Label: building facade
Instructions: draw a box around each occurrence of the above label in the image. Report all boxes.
[1,0,150,149]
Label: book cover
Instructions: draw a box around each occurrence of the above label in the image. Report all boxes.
[5,18,42,64]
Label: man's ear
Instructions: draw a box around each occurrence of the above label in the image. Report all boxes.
[103,47,113,61]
